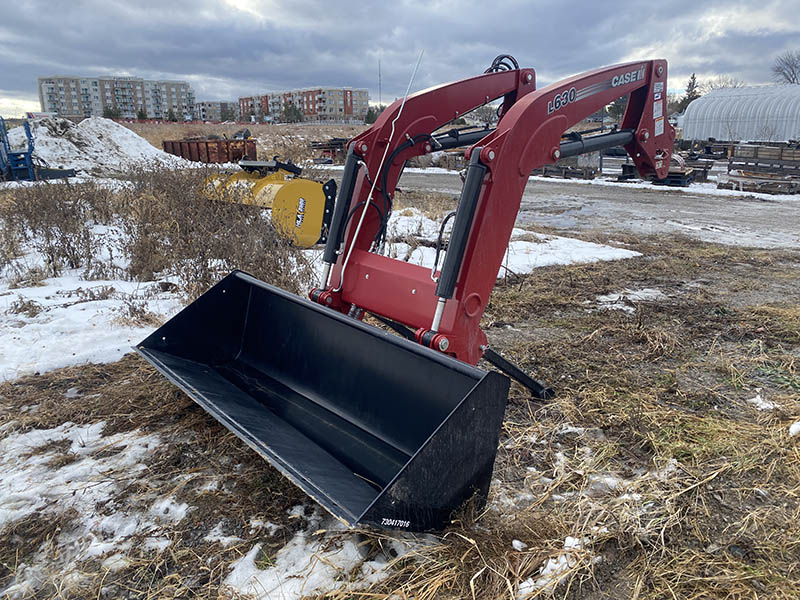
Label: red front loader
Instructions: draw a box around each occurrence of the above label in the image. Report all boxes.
[137,55,675,531]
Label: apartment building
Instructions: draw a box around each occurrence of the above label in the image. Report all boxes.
[38,76,195,120]
[239,87,369,122]
[193,101,239,122]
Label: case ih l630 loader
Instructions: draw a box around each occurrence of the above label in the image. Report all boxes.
[137,55,675,531]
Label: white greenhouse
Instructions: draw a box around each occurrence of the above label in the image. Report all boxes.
[682,85,800,142]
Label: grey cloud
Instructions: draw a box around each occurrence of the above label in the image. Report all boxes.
[1,0,798,108]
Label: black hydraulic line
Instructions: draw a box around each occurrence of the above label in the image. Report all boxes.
[322,147,360,264]
[432,128,633,156]
[559,129,634,159]
[371,311,554,401]
[432,210,457,274]
[435,149,487,300]
[432,128,495,151]
[482,347,554,400]
[369,313,416,340]
[375,133,432,246]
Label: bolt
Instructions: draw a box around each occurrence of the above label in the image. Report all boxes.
[360,143,368,152]
[365,273,370,279]
[325,296,332,304]
[425,144,431,153]
[525,73,533,82]
[411,289,416,294]
[553,149,561,159]
[657,65,664,76]
[487,150,495,161]
[438,338,449,351]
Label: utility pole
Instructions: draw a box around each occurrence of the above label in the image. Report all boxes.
[378,59,382,107]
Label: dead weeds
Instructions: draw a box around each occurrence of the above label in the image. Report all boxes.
[0,230,798,598]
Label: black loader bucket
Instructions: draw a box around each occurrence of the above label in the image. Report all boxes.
[135,271,509,531]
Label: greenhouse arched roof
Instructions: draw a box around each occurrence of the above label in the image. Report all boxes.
[682,85,800,142]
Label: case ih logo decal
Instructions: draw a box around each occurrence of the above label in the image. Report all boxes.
[611,66,646,87]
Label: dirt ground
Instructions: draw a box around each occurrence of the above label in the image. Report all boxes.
[1,176,798,598]
[397,171,800,249]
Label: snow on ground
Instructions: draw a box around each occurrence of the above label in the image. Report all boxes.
[790,422,800,437]
[0,421,168,595]
[0,275,181,381]
[517,536,589,597]
[303,208,639,287]
[224,508,411,600]
[6,117,191,175]
[746,392,778,411]
[593,288,669,313]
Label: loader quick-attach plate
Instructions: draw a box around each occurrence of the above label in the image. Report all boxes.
[135,271,509,531]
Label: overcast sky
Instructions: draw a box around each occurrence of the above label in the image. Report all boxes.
[1,0,798,116]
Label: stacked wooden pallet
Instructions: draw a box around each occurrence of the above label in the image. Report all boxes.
[719,144,800,194]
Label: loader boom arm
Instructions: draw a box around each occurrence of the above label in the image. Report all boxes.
[314,59,675,364]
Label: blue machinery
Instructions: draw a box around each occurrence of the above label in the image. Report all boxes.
[0,116,75,182]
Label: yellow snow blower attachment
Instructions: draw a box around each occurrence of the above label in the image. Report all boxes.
[206,158,336,248]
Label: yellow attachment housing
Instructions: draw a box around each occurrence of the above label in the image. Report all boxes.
[270,178,329,248]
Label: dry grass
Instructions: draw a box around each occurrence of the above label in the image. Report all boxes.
[0,355,310,598]
[392,189,458,219]
[121,122,367,163]
[0,167,313,301]
[1,180,799,598]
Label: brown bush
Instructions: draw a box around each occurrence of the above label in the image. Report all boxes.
[116,166,312,299]
[1,168,313,300]
[0,180,116,278]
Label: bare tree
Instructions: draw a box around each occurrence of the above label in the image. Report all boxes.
[466,104,499,124]
[772,50,800,84]
[666,92,683,115]
[702,75,746,93]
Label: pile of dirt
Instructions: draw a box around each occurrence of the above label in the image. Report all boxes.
[6,117,191,176]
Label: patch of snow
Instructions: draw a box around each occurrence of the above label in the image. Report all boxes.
[386,207,445,240]
[594,288,668,313]
[0,422,169,595]
[204,523,243,547]
[518,536,588,597]
[249,518,280,535]
[0,421,159,527]
[149,496,189,524]
[512,539,528,551]
[789,421,800,437]
[746,393,777,411]
[0,275,182,381]
[224,517,412,600]
[6,117,191,176]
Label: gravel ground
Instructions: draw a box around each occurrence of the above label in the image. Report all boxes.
[395,169,800,249]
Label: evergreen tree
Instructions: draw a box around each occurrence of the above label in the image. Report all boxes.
[606,96,628,122]
[678,73,701,112]
[136,108,147,120]
[282,102,303,123]
[364,105,386,124]
[167,108,178,122]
